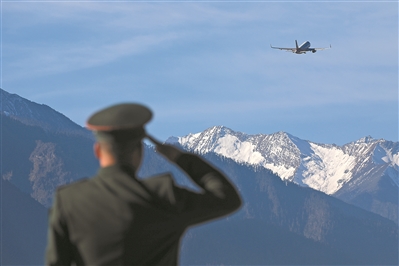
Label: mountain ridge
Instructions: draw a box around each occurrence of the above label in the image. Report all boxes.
[167,125,398,223]
[166,125,398,192]
[1,88,92,138]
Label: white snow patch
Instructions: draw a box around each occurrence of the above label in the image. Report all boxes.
[179,133,201,148]
[372,144,389,164]
[264,163,296,180]
[393,153,399,167]
[214,135,264,165]
[301,144,357,195]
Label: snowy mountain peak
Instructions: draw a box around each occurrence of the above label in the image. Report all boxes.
[168,127,302,180]
[169,127,398,195]
[357,135,375,144]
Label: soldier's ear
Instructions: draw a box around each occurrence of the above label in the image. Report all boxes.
[94,142,101,159]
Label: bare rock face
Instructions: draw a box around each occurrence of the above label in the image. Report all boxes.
[29,140,71,206]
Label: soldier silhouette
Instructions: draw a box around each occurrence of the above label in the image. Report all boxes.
[46,103,242,265]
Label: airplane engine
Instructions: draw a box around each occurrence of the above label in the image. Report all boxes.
[312,50,317,53]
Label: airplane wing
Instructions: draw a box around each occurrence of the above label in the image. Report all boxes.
[270,45,295,52]
[312,44,332,50]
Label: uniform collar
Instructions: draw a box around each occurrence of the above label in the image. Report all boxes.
[97,164,139,183]
[95,164,152,201]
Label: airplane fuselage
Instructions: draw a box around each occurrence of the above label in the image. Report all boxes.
[296,41,314,54]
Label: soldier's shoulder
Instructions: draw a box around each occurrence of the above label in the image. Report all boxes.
[57,177,92,195]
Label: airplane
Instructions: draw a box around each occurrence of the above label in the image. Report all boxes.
[270,40,331,54]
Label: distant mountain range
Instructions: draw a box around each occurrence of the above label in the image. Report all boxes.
[167,125,399,223]
[1,89,92,138]
[1,88,398,265]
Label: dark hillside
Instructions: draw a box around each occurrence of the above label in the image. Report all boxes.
[1,179,48,265]
[1,114,98,206]
[181,219,358,265]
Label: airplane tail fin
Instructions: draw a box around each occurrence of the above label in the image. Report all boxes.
[295,40,299,50]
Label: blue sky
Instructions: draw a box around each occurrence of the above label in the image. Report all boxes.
[1,1,398,145]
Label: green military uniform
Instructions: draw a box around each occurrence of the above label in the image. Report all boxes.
[45,103,241,265]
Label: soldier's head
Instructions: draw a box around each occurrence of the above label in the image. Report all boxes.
[86,103,152,170]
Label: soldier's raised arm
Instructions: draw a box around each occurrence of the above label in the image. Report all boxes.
[147,135,242,215]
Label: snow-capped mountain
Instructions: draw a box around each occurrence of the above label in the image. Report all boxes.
[0,88,91,138]
[166,126,399,223]
[167,125,398,195]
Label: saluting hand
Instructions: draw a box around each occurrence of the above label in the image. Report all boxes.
[146,134,182,162]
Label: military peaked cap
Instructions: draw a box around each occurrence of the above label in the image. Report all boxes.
[86,103,152,142]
